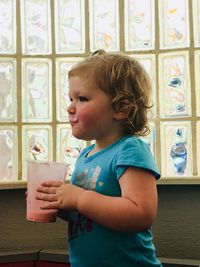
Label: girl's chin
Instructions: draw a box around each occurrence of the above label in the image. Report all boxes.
[72,132,92,141]
[71,131,85,140]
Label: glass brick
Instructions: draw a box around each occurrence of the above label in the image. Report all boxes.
[159,51,191,118]
[125,0,155,51]
[159,0,190,49]
[56,58,83,122]
[160,121,192,177]
[55,0,85,54]
[0,58,17,122]
[193,0,200,47]
[22,125,52,180]
[89,0,119,52]
[132,54,156,119]
[21,58,52,122]
[0,126,18,181]
[20,0,52,55]
[194,51,200,116]
[139,122,156,160]
[197,121,200,176]
[0,0,16,54]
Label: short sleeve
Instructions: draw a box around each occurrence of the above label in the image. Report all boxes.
[115,137,161,180]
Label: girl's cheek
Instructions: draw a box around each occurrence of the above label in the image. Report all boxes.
[79,112,95,126]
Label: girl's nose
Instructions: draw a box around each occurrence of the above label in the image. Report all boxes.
[67,102,76,114]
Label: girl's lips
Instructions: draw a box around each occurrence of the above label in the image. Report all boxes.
[69,117,78,123]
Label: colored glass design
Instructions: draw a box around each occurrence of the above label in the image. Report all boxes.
[133,54,156,118]
[125,0,155,51]
[89,0,119,51]
[56,58,82,122]
[139,122,156,160]
[0,126,17,181]
[0,0,16,54]
[193,0,200,47]
[20,0,52,55]
[55,0,85,54]
[22,125,52,180]
[159,0,189,49]
[159,52,191,117]
[0,59,17,122]
[22,59,52,122]
[170,128,187,175]
[160,122,192,177]
[194,51,200,116]
[197,121,200,176]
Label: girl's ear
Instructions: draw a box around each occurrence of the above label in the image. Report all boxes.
[113,99,134,120]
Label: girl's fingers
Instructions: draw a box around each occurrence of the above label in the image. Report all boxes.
[40,180,63,187]
[39,201,60,210]
[36,186,57,194]
[35,192,57,202]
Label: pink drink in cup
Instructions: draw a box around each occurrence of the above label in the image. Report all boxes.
[26,160,69,223]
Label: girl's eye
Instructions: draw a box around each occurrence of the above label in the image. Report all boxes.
[68,95,73,102]
[78,96,88,102]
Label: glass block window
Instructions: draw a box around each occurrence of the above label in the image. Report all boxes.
[54,0,85,54]
[194,51,200,116]
[133,54,156,119]
[0,58,17,122]
[0,0,199,186]
[193,0,200,48]
[160,121,192,177]
[20,0,52,55]
[159,0,190,49]
[56,58,83,122]
[22,125,52,179]
[139,122,156,160]
[197,121,200,176]
[0,0,16,54]
[158,51,191,118]
[21,58,52,122]
[0,126,18,181]
[124,0,155,51]
[89,0,119,51]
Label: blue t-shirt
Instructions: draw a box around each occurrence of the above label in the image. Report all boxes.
[68,136,162,267]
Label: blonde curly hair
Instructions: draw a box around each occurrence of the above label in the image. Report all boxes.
[68,50,152,136]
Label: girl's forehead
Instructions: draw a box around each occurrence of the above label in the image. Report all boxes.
[69,75,97,88]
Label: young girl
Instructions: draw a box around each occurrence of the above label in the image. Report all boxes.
[36,50,163,267]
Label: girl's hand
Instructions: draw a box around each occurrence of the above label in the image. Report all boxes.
[36,181,85,211]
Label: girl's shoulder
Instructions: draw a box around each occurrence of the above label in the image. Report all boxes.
[115,135,161,180]
[117,135,149,151]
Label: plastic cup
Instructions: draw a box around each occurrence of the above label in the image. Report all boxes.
[26,160,69,223]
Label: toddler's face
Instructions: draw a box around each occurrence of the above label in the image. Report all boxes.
[67,75,119,141]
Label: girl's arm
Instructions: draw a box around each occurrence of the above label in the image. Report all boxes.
[36,167,158,232]
[76,167,158,232]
